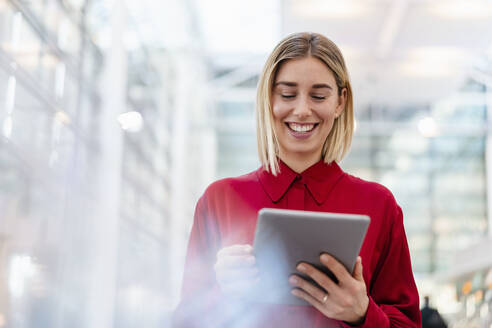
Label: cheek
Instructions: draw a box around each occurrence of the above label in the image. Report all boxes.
[272,100,291,119]
[316,103,338,121]
[315,105,337,133]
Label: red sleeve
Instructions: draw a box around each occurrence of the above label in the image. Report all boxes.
[342,204,422,328]
[172,195,223,327]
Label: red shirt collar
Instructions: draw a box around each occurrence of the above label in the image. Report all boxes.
[256,159,346,205]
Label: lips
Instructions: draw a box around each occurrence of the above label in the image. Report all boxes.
[284,122,319,139]
[285,122,319,133]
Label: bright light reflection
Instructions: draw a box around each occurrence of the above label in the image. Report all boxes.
[435,283,461,315]
[2,116,12,139]
[480,302,489,319]
[8,255,37,298]
[418,117,438,138]
[11,12,22,52]
[55,110,71,125]
[122,285,147,311]
[118,111,143,132]
[55,63,66,99]
[466,295,476,317]
[6,76,16,115]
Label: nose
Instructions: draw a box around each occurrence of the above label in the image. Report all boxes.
[292,96,312,118]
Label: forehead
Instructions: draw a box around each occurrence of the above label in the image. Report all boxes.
[274,56,336,86]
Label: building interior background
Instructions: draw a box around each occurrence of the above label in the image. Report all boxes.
[0,0,492,327]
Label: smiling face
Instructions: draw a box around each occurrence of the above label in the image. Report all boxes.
[271,56,347,167]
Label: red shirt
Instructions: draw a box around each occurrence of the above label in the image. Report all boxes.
[173,160,421,327]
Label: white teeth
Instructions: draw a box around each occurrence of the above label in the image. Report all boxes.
[288,123,315,132]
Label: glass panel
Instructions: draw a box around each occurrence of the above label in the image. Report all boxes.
[0,1,104,327]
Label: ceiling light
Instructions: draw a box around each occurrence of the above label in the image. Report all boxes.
[429,1,492,19]
[0,1,8,13]
[408,47,468,62]
[399,60,458,78]
[291,0,366,19]
[399,47,469,78]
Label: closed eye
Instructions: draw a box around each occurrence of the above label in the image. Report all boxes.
[281,94,296,99]
[312,95,326,100]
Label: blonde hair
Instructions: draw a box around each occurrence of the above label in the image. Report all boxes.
[256,32,354,175]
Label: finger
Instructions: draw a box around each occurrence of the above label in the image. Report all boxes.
[353,256,364,282]
[292,288,345,322]
[291,288,324,309]
[217,244,253,258]
[215,255,256,271]
[320,253,352,285]
[288,275,326,303]
[216,267,259,284]
[296,263,340,294]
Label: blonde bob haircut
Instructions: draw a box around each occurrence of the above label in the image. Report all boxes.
[256,32,354,176]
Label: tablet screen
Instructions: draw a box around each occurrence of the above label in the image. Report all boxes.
[248,208,369,306]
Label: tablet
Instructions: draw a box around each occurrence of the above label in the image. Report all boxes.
[249,208,370,306]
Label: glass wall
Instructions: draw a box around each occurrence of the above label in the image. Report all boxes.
[114,45,172,326]
[344,80,489,275]
[0,0,103,327]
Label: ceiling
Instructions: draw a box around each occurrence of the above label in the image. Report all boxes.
[112,0,492,108]
[193,0,492,108]
[282,0,492,107]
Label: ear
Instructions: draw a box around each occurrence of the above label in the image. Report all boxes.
[335,87,347,118]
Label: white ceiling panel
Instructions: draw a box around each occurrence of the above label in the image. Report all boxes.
[281,0,492,106]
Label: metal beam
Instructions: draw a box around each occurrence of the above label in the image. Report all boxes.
[211,61,262,95]
[377,0,409,59]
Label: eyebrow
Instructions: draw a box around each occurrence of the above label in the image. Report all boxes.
[274,81,333,90]
[275,81,297,87]
[312,83,333,90]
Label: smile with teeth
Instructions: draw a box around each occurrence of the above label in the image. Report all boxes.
[286,122,319,133]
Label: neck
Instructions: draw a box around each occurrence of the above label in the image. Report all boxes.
[279,151,323,173]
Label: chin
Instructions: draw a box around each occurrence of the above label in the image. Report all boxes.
[283,145,322,157]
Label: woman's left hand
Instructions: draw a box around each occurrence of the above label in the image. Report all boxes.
[289,254,369,325]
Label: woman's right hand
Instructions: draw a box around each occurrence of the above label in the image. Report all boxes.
[214,244,259,296]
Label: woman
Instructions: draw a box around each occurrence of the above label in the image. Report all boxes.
[173,32,421,327]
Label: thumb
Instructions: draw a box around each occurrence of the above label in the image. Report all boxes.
[353,256,364,281]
